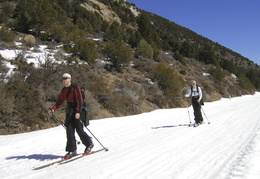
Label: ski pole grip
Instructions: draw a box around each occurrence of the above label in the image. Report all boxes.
[49,108,54,113]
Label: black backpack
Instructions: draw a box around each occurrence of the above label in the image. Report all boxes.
[80,87,89,126]
[191,85,204,105]
[66,84,89,126]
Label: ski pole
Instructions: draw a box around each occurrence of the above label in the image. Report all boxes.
[78,119,108,151]
[187,105,192,125]
[50,110,81,144]
[200,106,210,124]
[50,111,66,129]
[85,127,108,151]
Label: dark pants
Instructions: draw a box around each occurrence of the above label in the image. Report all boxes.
[192,97,203,124]
[65,108,92,152]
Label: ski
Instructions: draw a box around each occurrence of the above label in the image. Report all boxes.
[193,123,199,127]
[60,148,106,164]
[192,122,205,127]
[33,148,106,170]
[33,158,69,170]
[188,123,193,127]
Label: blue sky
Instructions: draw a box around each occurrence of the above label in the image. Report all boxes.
[127,0,260,65]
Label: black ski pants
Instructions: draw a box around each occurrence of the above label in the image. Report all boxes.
[65,108,92,152]
[192,97,203,124]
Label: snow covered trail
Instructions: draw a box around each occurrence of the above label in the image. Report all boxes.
[1,93,260,179]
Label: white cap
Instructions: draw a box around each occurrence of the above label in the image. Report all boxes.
[62,73,71,79]
[192,80,196,84]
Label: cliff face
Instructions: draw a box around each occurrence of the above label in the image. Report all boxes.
[81,0,121,24]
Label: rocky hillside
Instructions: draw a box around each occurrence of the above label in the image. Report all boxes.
[0,0,259,134]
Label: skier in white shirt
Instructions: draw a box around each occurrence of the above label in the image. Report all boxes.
[185,80,203,126]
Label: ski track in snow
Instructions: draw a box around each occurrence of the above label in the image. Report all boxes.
[0,93,260,179]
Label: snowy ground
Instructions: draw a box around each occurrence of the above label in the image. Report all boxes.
[1,93,260,179]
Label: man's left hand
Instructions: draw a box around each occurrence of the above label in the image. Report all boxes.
[75,113,80,119]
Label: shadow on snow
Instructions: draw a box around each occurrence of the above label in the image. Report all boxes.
[6,154,63,161]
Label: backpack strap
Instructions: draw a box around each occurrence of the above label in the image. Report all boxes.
[191,85,200,97]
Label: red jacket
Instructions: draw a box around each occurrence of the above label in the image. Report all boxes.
[52,84,83,113]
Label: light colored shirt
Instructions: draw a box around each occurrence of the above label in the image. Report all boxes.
[185,85,202,101]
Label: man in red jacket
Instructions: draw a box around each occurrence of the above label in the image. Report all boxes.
[49,73,93,159]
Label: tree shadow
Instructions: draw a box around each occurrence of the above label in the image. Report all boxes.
[151,123,191,129]
[6,154,63,161]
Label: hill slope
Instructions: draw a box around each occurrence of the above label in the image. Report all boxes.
[1,93,260,179]
[1,0,260,135]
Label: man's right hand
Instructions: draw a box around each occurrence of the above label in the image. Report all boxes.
[49,109,54,115]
